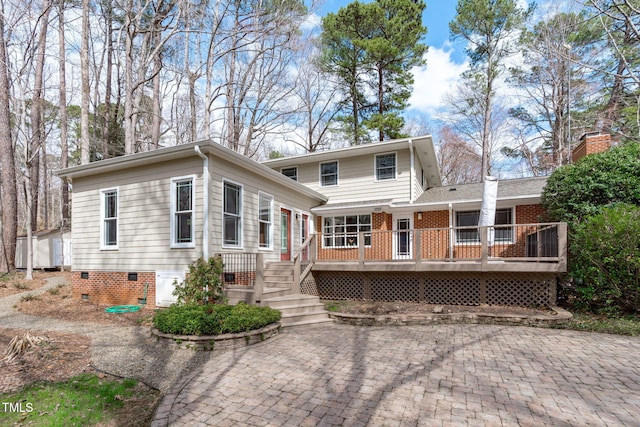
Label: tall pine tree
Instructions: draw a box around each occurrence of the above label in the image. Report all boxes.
[321,0,427,144]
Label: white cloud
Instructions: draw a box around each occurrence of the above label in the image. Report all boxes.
[408,46,468,117]
[301,13,322,32]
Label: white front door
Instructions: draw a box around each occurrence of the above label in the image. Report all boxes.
[393,216,413,260]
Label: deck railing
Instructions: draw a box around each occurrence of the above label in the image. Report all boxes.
[314,222,567,271]
[293,234,316,293]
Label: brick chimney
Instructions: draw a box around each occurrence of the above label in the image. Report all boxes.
[572,132,611,162]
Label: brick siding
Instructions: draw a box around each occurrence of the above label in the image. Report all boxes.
[72,271,157,308]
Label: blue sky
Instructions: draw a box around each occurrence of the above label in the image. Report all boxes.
[313,0,470,120]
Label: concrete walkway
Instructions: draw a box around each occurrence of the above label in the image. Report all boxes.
[153,323,640,426]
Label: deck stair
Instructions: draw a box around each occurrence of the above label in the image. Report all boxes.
[261,261,333,328]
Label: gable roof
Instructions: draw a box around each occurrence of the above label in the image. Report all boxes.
[262,135,442,188]
[55,140,328,203]
[415,176,548,207]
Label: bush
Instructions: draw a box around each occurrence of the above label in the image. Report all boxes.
[172,257,225,305]
[570,203,640,314]
[542,142,640,224]
[153,303,281,336]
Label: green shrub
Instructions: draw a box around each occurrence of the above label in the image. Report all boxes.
[172,256,225,305]
[153,303,281,336]
[542,142,640,224]
[570,203,640,314]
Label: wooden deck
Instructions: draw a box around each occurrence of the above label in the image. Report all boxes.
[308,223,567,274]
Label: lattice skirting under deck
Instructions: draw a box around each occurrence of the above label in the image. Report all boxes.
[311,271,557,307]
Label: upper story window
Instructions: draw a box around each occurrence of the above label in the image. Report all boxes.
[375,153,396,181]
[171,176,194,247]
[100,188,118,249]
[455,208,513,243]
[320,161,338,186]
[258,192,273,249]
[223,180,243,247]
[281,167,298,181]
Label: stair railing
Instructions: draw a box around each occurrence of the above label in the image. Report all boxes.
[293,234,316,293]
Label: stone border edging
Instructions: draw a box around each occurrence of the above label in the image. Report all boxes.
[329,307,572,327]
[150,322,281,351]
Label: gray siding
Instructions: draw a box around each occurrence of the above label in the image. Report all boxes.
[292,149,412,204]
[71,158,203,272]
[71,154,320,272]
[209,155,319,264]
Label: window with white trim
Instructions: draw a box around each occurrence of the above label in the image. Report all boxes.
[171,177,194,247]
[455,208,513,243]
[223,181,242,247]
[100,188,118,249]
[323,215,371,247]
[320,161,338,186]
[258,192,273,249]
[281,167,298,181]
[375,153,396,180]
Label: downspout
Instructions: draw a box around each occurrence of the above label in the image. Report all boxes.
[194,146,209,260]
[448,202,454,261]
[408,139,415,203]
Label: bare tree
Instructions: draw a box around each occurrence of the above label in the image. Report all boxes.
[0,0,17,273]
[286,42,340,153]
[58,0,69,222]
[436,126,482,185]
[80,0,90,163]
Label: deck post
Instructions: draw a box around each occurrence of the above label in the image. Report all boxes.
[310,234,317,262]
[414,229,421,264]
[480,226,488,271]
[557,222,568,272]
[293,253,301,293]
[358,232,365,267]
[255,252,264,304]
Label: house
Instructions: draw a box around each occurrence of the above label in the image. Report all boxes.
[56,141,326,311]
[264,137,566,307]
[57,134,571,318]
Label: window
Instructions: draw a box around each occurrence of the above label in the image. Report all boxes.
[320,161,338,186]
[494,208,513,242]
[258,192,273,249]
[171,177,194,247]
[281,167,298,181]
[375,153,396,181]
[223,181,242,247]
[100,188,118,249]
[323,215,371,247]
[455,208,513,243]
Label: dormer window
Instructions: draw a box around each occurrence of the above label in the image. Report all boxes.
[375,153,396,181]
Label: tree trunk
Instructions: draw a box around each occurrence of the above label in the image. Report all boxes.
[378,64,383,141]
[58,0,69,222]
[30,0,51,231]
[80,0,91,163]
[0,0,17,272]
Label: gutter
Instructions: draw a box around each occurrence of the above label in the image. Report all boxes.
[194,146,209,260]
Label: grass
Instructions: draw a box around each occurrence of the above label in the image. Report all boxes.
[324,300,351,312]
[0,373,138,426]
[20,293,39,302]
[550,312,640,336]
[13,282,30,290]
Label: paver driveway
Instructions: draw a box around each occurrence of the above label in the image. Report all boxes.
[153,323,640,426]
